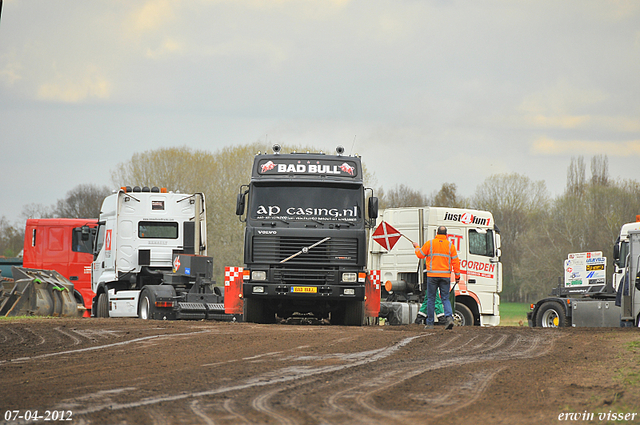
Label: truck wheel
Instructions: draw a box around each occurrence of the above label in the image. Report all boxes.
[453,303,474,326]
[344,301,365,326]
[535,301,567,328]
[331,305,346,325]
[96,293,109,318]
[138,289,156,320]
[244,298,275,324]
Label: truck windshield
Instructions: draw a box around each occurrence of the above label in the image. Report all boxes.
[72,227,94,254]
[138,222,179,239]
[469,229,495,257]
[249,184,362,224]
[618,241,629,269]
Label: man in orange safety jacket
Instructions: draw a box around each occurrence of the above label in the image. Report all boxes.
[413,225,460,330]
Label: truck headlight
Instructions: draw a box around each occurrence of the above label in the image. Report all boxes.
[343,288,355,295]
[342,272,357,282]
[252,271,267,281]
[252,286,265,293]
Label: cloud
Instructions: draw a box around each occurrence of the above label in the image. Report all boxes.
[146,38,183,58]
[129,0,176,33]
[531,137,640,157]
[526,115,591,129]
[519,81,609,116]
[0,58,22,85]
[37,66,111,103]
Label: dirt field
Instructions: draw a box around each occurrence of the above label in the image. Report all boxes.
[1,319,639,425]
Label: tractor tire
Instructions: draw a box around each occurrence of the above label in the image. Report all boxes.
[535,301,568,328]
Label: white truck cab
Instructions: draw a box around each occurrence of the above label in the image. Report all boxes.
[369,207,502,326]
[612,217,640,292]
[91,186,212,319]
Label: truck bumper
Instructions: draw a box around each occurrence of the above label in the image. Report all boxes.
[243,283,365,301]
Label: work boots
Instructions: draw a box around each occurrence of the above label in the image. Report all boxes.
[414,312,426,325]
[445,316,454,330]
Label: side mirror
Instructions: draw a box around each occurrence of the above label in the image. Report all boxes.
[368,197,379,219]
[81,226,91,241]
[235,193,246,216]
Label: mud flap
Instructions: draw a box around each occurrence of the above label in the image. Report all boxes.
[0,267,80,317]
[450,282,457,314]
[365,270,381,318]
[224,267,244,315]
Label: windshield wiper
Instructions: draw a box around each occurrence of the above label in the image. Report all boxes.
[329,220,355,227]
[306,219,325,226]
[280,237,331,264]
[263,217,289,225]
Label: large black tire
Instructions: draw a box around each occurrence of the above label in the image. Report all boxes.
[344,300,365,326]
[96,293,109,318]
[331,305,346,325]
[535,301,568,328]
[243,298,275,324]
[138,288,156,320]
[453,303,474,326]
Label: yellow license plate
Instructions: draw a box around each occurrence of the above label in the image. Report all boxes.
[291,286,317,293]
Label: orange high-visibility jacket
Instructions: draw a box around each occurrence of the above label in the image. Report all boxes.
[415,234,461,280]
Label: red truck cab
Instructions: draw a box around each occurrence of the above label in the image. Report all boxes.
[23,219,98,316]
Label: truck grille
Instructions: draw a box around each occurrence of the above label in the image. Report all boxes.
[252,236,358,265]
[273,268,336,285]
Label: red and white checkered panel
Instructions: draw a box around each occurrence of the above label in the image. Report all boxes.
[224,267,243,286]
[368,269,381,290]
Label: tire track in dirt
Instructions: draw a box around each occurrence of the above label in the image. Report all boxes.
[46,335,426,420]
[55,327,83,345]
[299,332,556,424]
[222,399,252,424]
[0,330,210,366]
[252,388,298,425]
[189,400,215,425]
[43,331,559,425]
[231,332,557,425]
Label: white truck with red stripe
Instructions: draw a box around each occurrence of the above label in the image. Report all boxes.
[368,207,502,326]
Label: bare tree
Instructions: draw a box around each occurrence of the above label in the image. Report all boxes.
[51,184,112,218]
[566,156,587,196]
[473,173,549,302]
[432,182,467,208]
[378,184,429,208]
[0,216,24,258]
[590,154,609,187]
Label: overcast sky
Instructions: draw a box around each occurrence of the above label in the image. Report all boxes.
[1,0,639,224]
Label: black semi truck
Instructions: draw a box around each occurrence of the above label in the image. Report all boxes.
[235,145,378,325]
